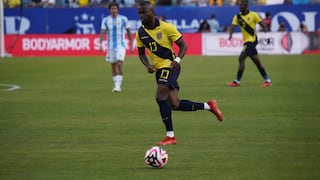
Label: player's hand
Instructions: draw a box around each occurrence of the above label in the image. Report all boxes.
[147,65,156,73]
[170,61,179,70]
[170,57,181,69]
[228,35,232,40]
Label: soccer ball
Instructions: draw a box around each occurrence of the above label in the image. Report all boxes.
[144,146,168,168]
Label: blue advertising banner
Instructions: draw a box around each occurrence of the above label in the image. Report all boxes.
[4,4,320,34]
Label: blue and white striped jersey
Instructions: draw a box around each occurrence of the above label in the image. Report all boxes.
[100,15,130,50]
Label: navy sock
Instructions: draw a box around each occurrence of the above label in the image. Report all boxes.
[176,100,204,111]
[157,100,173,131]
[258,67,269,81]
[236,70,244,82]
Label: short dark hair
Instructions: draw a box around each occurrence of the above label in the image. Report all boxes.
[108,2,119,10]
[138,0,153,7]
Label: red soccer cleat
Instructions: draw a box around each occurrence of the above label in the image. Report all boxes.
[156,136,177,146]
[261,81,272,87]
[207,99,223,121]
[228,81,240,87]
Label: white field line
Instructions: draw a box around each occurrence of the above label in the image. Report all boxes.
[0,84,21,92]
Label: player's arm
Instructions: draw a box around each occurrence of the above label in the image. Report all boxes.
[229,15,238,40]
[254,12,267,33]
[171,37,187,69]
[228,24,237,40]
[126,28,134,53]
[258,21,268,33]
[99,29,106,51]
[137,47,156,73]
[175,37,187,59]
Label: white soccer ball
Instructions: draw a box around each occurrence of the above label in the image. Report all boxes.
[144,146,168,168]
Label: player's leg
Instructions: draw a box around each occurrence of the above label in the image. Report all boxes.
[107,50,121,92]
[116,61,123,75]
[169,90,204,111]
[155,67,178,145]
[113,48,126,92]
[110,62,121,92]
[155,84,176,145]
[112,61,123,91]
[228,44,248,86]
[168,91,223,121]
[250,48,272,87]
[237,53,247,81]
[228,51,247,87]
[165,69,223,121]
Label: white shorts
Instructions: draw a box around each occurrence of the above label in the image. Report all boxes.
[106,48,126,63]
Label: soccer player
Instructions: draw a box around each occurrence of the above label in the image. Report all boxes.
[99,2,133,92]
[228,0,272,87]
[136,1,223,146]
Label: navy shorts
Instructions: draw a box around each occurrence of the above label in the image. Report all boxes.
[243,41,258,56]
[155,66,180,90]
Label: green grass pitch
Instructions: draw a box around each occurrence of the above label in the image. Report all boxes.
[0,55,319,180]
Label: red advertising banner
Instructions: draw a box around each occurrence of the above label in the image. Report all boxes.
[4,34,202,57]
[4,33,317,57]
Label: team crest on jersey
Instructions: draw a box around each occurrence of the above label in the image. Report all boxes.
[156,32,162,40]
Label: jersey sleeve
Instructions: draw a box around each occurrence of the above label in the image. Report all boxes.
[135,31,144,48]
[101,18,106,30]
[231,15,238,26]
[165,23,182,42]
[254,12,262,24]
[122,16,130,29]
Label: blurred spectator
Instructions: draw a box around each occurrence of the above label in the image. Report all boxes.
[157,0,173,5]
[207,14,220,33]
[65,0,78,7]
[42,0,56,7]
[260,12,271,32]
[3,0,21,8]
[297,23,308,32]
[90,0,101,6]
[30,0,43,7]
[278,22,287,32]
[196,0,209,6]
[198,19,211,32]
[89,0,97,6]
[123,0,136,7]
[292,0,310,4]
[179,0,197,6]
[22,0,31,7]
[209,0,223,5]
[232,0,260,5]
[4,0,21,7]
[262,0,284,4]
[78,0,89,6]
[55,0,66,7]
[114,0,136,7]
[99,0,110,7]
[231,0,240,5]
